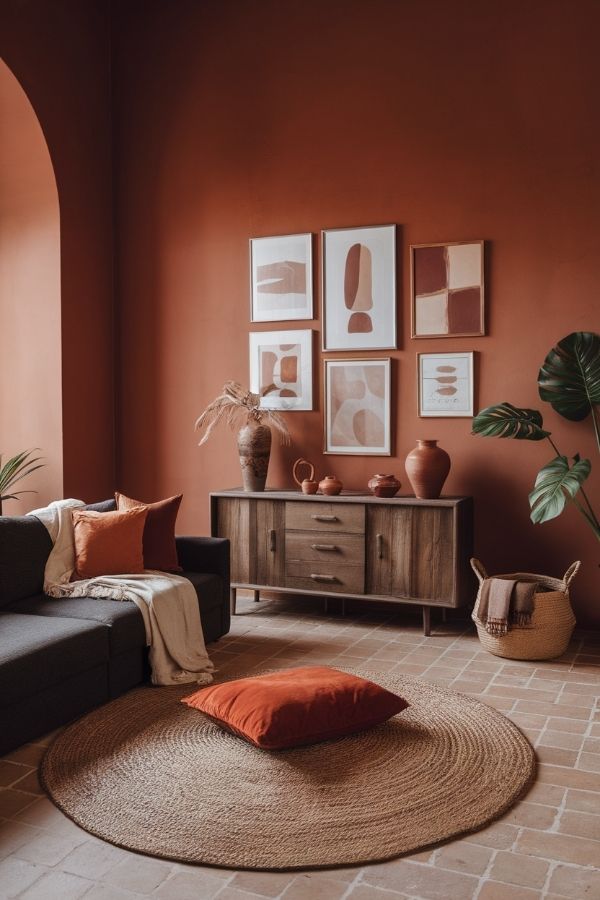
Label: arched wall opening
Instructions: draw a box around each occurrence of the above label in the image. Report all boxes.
[0,57,62,512]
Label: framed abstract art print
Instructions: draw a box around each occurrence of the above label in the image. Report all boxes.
[322,225,396,351]
[418,351,474,417]
[324,358,391,455]
[250,233,313,322]
[411,240,484,338]
[249,330,313,411]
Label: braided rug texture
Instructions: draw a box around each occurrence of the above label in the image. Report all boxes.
[41,670,534,870]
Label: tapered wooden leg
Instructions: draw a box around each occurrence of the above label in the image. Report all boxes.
[230,587,237,615]
[422,606,431,636]
[253,590,260,603]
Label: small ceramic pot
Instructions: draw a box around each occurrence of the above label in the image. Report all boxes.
[318,475,343,496]
[368,474,401,498]
[292,458,319,494]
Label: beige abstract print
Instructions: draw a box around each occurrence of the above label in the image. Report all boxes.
[250,330,313,411]
[326,359,390,455]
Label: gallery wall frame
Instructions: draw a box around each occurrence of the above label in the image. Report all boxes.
[324,357,391,455]
[411,240,485,338]
[250,233,313,322]
[417,351,475,418]
[322,224,397,351]
[249,329,313,411]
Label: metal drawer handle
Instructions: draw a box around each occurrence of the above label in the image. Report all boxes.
[311,514,338,522]
[377,533,384,560]
[310,574,338,583]
[269,529,276,552]
[311,543,338,551]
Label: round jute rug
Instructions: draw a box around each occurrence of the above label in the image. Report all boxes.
[41,670,535,870]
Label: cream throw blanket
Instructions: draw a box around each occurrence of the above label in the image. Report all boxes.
[28,499,214,687]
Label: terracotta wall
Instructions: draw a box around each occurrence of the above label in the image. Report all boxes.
[0,59,62,512]
[0,0,115,502]
[113,0,595,624]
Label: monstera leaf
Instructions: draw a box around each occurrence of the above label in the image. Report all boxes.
[472,402,550,441]
[538,331,600,422]
[529,455,591,525]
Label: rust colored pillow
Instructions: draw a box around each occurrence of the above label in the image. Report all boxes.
[115,491,182,572]
[72,507,148,579]
[181,665,409,750]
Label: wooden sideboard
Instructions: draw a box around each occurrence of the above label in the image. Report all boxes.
[210,490,474,635]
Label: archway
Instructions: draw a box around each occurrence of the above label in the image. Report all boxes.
[0,58,62,512]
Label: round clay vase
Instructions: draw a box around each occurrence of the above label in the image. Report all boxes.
[318,475,343,496]
[237,423,272,492]
[405,440,451,500]
[368,473,401,498]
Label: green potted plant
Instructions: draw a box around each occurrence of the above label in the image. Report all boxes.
[0,449,44,515]
[472,331,599,542]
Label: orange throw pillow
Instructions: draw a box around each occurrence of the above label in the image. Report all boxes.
[181,665,409,750]
[72,507,148,579]
[115,491,182,572]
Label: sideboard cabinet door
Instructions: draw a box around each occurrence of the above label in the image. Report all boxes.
[366,505,456,605]
[215,497,285,588]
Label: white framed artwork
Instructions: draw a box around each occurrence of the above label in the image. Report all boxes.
[322,224,396,351]
[249,330,313,411]
[418,351,474,417]
[250,233,313,322]
[324,358,391,455]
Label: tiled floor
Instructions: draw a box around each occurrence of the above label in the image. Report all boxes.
[1,592,599,900]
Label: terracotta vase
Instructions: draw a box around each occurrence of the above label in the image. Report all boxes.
[405,440,451,499]
[237,423,272,492]
[368,473,401,498]
[318,475,343,496]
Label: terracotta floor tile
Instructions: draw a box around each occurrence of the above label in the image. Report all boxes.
[516,828,600,866]
[477,882,542,899]
[565,787,600,813]
[500,801,556,830]
[433,839,493,874]
[577,751,600,773]
[548,861,600,897]
[228,870,298,896]
[154,869,231,899]
[18,868,92,900]
[0,855,48,897]
[362,858,480,899]
[557,808,600,840]
[0,760,32,788]
[281,873,350,899]
[489,850,549,889]
[546,716,589,734]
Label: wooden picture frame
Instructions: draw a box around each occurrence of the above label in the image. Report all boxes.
[411,240,485,338]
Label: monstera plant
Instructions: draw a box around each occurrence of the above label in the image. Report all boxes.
[0,449,44,515]
[472,332,600,542]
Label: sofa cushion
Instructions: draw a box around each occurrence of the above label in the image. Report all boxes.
[72,507,148,578]
[0,612,109,706]
[0,517,52,608]
[8,594,146,656]
[116,492,182,572]
[83,499,117,513]
[181,572,224,614]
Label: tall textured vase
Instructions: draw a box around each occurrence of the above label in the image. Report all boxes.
[237,423,272,492]
[405,440,451,500]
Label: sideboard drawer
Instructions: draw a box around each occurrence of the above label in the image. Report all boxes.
[285,501,365,534]
[285,559,364,594]
[286,531,365,566]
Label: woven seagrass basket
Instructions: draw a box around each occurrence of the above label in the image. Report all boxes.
[471,558,580,661]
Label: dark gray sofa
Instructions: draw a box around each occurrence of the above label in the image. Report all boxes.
[0,499,230,754]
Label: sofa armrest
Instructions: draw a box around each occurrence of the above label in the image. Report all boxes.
[175,536,230,581]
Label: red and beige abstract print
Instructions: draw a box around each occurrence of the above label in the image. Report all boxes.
[413,241,483,337]
[250,330,313,411]
[251,234,312,322]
